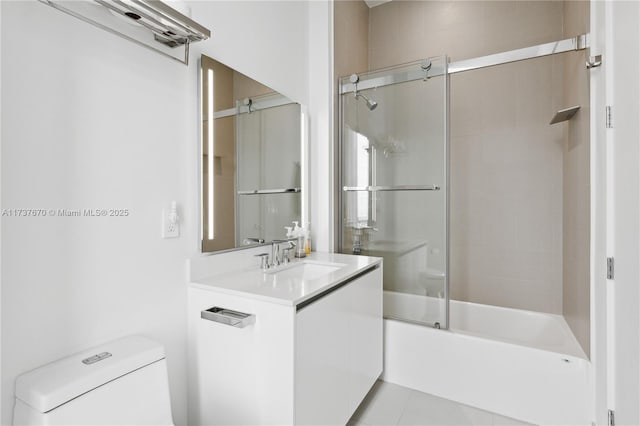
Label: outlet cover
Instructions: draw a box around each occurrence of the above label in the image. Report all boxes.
[162,208,180,238]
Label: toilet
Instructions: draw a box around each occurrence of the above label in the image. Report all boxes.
[13,335,174,425]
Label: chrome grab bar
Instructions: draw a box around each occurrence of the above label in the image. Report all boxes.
[343,185,440,192]
[237,188,301,195]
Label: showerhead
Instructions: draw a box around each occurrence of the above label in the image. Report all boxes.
[356,93,378,111]
[350,73,378,111]
[365,97,378,111]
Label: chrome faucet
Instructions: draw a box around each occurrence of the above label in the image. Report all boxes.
[271,241,282,267]
[271,240,296,267]
[281,241,296,264]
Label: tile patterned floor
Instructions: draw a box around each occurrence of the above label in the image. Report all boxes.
[348,381,534,426]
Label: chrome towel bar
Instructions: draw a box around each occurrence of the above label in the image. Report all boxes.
[237,188,301,195]
[343,185,440,192]
[201,307,255,328]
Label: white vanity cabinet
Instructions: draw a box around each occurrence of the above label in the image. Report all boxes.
[188,257,382,426]
[295,265,382,425]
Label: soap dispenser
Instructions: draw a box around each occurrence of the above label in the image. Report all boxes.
[292,221,306,258]
[304,223,311,255]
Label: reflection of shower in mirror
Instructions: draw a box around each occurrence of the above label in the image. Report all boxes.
[200,54,304,253]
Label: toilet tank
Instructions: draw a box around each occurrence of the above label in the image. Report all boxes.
[13,336,174,426]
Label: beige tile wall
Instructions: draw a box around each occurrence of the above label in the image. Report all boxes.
[449,57,565,314]
[365,1,572,315]
[562,0,590,356]
[334,0,369,79]
[368,1,564,69]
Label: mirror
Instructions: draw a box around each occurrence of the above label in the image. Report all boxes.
[200,54,304,253]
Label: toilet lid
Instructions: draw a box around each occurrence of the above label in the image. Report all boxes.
[15,336,165,413]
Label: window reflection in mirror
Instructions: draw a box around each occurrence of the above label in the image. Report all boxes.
[201,54,301,253]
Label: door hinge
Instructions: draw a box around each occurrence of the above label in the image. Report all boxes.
[608,409,615,426]
[606,106,613,128]
[607,257,614,280]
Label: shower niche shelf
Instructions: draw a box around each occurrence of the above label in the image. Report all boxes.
[550,106,581,124]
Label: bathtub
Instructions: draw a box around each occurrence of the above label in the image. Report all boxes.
[382,291,591,426]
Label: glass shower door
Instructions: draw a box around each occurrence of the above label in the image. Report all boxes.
[340,57,448,328]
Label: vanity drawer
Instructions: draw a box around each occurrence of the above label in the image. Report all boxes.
[188,288,295,426]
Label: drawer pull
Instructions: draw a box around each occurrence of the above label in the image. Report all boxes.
[201,307,255,328]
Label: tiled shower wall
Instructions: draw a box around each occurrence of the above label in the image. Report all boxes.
[336,0,591,355]
[334,0,369,81]
[562,0,590,356]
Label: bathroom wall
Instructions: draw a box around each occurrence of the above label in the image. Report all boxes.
[0,2,310,425]
[307,0,335,252]
[366,1,567,314]
[562,0,590,356]
[334,0,369,79]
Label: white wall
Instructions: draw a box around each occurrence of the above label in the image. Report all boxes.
[307,0,334,252]
[0,2,3,422]
[0,1,310,425]
[188,1,308,106]
[588,0,608,423]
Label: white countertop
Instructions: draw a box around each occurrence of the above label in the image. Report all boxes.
[189,252,382,306]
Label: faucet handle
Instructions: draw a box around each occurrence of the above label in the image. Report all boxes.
[254,253,270,270]
[282,247,294,264]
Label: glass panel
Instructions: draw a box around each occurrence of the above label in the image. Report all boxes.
[236,100,301,245]
[237,101,301,192]
[237,192,301,245]
[340,56,448,329]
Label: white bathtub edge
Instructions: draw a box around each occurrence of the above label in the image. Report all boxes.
[382,318,591,426]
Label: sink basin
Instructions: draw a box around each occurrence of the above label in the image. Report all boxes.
[267,262,344,281]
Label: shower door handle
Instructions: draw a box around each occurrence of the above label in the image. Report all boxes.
[237,188,301,195]
[343,185,440,192]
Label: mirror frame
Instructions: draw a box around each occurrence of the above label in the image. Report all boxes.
[197,55,309,254]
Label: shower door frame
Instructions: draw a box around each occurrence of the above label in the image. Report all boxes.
[337,57,451,330]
